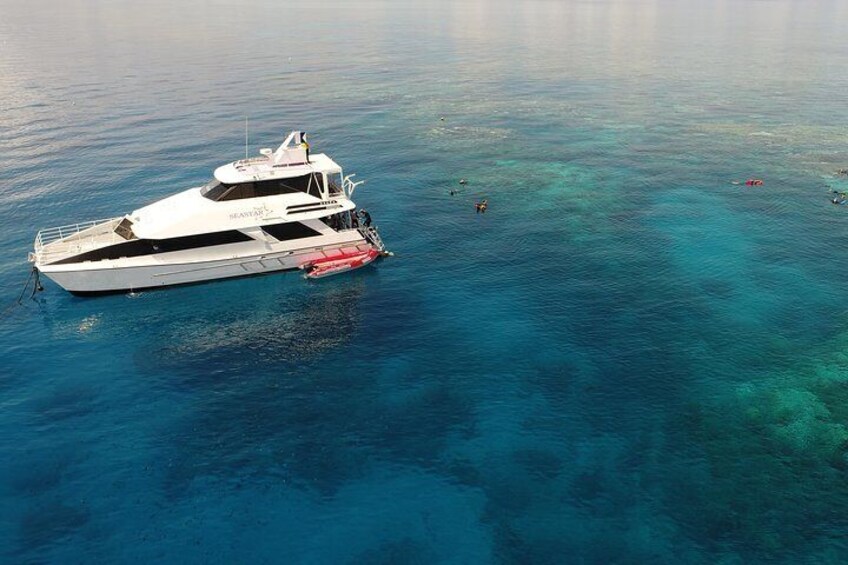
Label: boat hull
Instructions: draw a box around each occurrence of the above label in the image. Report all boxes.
[39,240,376,295]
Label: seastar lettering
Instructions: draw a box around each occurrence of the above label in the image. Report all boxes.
[229,209,267,220]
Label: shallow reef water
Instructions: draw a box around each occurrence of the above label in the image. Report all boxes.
[3,0,848,562]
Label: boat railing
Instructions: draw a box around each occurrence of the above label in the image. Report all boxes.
[233,156,272,168]
[32,217,124,264]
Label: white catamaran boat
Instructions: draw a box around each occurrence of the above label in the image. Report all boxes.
[29,131,388,295]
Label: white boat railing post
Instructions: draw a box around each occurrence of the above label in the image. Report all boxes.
[343,174,365,197]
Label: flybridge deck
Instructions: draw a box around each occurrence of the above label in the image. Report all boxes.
[215,131,342,185]
[217,153,343,184]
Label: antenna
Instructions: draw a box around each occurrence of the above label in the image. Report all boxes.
[244,116,249,158]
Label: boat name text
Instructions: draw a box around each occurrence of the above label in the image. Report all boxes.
[229,206,270,220]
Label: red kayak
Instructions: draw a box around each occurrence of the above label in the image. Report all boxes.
[303,248,380,279]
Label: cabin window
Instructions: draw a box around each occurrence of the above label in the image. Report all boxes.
[200,180,230,200]
[327,173,343,196]
[220,183,257,200]
[255,173,324,198]
[261,222,322,241]
[201,174,325,201]
[53,230,253,264]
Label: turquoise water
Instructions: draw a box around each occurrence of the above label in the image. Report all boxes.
[3,0,848,562]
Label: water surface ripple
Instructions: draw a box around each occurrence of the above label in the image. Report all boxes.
[2,0,848,562]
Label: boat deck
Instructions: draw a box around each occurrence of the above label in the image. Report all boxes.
[32,218,125,265]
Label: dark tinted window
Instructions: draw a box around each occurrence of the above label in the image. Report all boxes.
[252,174,324,198]
[221,183,257,200]
[261,222,322,241]
[202,174,324,201]
[201,180,256,201]
[255,180,297,197]
[264,173,323,197]
[54,230,253,264]
[200,180,229,200]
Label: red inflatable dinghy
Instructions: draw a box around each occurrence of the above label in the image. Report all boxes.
[303,248,380,279]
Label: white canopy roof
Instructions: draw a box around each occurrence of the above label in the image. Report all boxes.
[214,131,342,185]
[214,153,342,185]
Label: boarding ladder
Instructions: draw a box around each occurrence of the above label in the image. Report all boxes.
[360,225,386,253]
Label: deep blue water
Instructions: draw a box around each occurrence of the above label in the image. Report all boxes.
[3,0,848,562]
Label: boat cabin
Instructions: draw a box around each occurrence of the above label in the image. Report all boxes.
[206,131,347,202]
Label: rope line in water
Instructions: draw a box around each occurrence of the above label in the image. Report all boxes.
[0,268,40,322]
[17,268,35,304]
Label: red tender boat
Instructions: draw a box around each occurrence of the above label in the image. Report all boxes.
[302,247,381,279]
